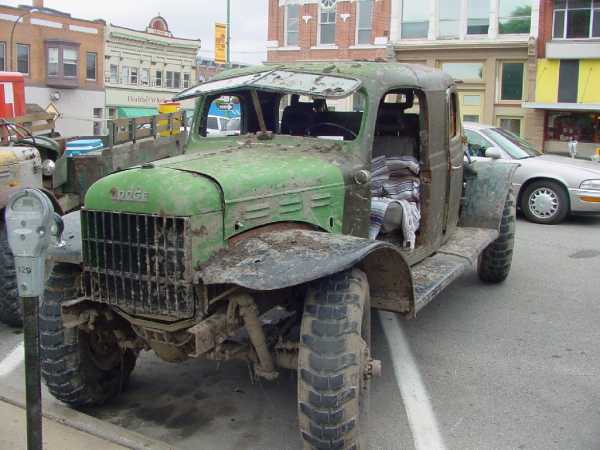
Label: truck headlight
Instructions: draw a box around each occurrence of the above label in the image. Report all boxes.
[42,159,56,177]
[580,179,600,191]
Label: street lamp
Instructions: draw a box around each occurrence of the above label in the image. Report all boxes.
[10,8,40,72]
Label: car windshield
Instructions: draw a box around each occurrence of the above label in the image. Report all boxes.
[481,127,541,159]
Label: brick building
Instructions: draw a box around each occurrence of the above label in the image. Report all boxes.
[0,0,105,136]
[524,0,600,157]
[267,0,391,62]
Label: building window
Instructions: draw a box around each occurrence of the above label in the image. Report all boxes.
[319,0,337,45]
[155,70,162,87]
[16,44,30,75]
[401,0,430,39]
[166,71,174,88]
[357,0,373,44]
[467,0,490,34]
[0,42,5,71]
[499,62,525,101]
[439,0,461,39]
[498,0,532,34]
[174,72,181,89]
[546,111,600,143]
[109,64,118,83]
[183,73,191,88]
[129,67,138,85]
[553,0,600,39]
[122,66,129,85]
[285,4,300,46]
[86,52,97,80]
[141,68,150,86]
[63,48,78,77]
[498,117,522,136]
[441,62,484,81]
[47,47,59,77]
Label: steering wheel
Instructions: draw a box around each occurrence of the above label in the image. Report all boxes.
[306,122,357,140]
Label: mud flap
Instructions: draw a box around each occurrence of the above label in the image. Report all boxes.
[460,160,519,230]
[200,230,415,314]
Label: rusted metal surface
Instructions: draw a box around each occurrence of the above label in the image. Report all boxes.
[460,160,519,230]
[200,229,414,314]
[437,227,498,267]
[46,210,82,264]
[187,313,228,358]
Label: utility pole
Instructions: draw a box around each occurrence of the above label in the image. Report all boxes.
[226,0,231,67]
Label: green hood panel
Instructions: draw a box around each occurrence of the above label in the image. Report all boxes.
[84,167,222,216]
[157,147,344,205]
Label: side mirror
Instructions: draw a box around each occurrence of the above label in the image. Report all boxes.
[485,147,503,160]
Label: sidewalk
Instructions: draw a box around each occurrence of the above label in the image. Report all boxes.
[0,385,173,450]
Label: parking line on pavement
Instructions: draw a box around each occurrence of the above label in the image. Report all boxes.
[0,342,24,377]
[379,311,447,450]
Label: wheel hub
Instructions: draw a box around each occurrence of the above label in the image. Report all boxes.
[529,188,559,219]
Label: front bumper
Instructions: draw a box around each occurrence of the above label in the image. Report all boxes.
[569,188,600,213]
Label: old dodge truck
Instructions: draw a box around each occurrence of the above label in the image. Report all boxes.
[43,62,517,450]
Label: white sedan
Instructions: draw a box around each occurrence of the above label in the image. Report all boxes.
[464,122,600,224]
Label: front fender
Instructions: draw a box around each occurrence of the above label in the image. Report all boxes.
[199,230,414,314]
[460,160,519,230]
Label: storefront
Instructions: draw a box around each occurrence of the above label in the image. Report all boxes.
[105,88,175,119]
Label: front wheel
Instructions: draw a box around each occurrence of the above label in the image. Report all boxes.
[521,180,569,224]
[40,263,137,406]
[298,269,372,450]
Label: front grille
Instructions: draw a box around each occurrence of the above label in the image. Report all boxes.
[81,210,194,320]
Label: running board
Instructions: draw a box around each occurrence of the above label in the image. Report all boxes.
[412,227,498,315]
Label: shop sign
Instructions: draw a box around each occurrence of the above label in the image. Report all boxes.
[106,89,174,108]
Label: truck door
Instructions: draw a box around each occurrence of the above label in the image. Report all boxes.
[443,90,464,235]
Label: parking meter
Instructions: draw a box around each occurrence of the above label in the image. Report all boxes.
[5,188,56,450]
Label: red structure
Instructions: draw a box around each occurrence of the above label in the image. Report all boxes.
[0,72,26,119]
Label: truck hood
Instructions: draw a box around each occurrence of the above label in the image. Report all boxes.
[153,144,346,206]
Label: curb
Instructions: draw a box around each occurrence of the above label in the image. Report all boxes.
[0,384,174,450]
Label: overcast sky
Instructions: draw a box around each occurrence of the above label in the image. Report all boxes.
[3,0,268,64]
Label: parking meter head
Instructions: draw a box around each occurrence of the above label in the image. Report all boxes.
[4,189,54,297]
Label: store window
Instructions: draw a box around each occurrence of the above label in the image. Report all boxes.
[498,0,532,34]
[402,0,430,38]
[439,0,461,38]
[357,0,373,44]
[553,0,600,39]
[155,70,162,87]
[285,4,300,46]
[16,44,30,75]
[464,114,480,122]
[467,0,490,34]
[499,62,524,101]
[499,117,522,136]
[0,42,5,71]
[129,67,138,85]
[109,64,118,83]
[47,47,59,77]
[319,0,337,45]
[86,52,97,81]
[141,68,150,86]
[441,62,484,81]
[546,112,600,143]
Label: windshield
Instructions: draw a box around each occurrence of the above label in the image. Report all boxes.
[482,127,541,159]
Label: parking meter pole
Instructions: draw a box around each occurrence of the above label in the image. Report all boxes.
[22,295,42,450]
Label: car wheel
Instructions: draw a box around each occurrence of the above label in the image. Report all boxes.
[521,180,569,225]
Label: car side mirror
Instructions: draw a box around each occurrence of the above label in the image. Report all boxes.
[485,147,503,160]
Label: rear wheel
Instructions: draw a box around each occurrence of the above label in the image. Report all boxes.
[478,190,516,283]
[0,222,22,327]
[298,269,372,450]
[40,263,137,406]
[521,180,569,224]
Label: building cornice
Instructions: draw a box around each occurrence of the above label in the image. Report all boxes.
[392,39,532,52]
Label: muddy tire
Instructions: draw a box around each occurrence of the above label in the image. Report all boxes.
[40,263,137,406]
[298,269,371,450]
[0,222,22,327]
[478,190,516,283]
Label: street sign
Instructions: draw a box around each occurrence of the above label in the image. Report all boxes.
[215,22,227,65]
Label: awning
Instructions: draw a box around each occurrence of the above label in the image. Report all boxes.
[117,107,158,118]
[523,102,600,112]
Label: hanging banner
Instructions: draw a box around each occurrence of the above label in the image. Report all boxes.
[215,23,227,65]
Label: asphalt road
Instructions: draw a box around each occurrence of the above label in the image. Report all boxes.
[0,215,599,450]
